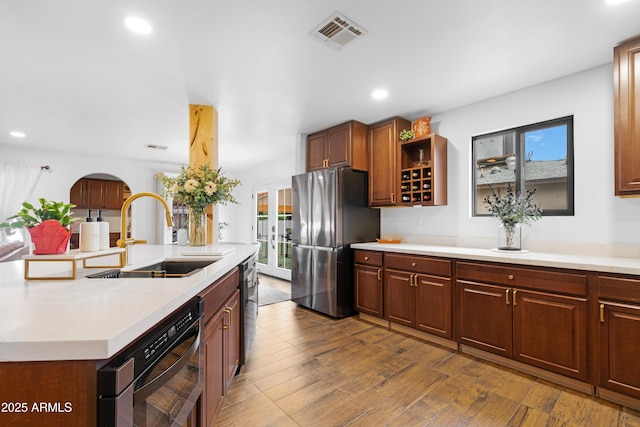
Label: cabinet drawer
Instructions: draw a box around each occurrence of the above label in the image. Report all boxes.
[599,274,640,304]
[385,253,451,277]
[456,261,587,296]
[199,267,239,324]
[354,250,383,266]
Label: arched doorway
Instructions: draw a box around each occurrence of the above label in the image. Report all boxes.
[68,174,130,249]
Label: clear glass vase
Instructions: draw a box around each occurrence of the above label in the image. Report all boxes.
[189,208,206,246]
[498,223,521,251]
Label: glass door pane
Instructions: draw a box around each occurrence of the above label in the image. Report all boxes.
[256,191,269,266]
[277,188,292,271]
[254,186,292,281]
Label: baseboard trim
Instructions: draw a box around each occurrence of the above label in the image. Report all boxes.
[389,323,458,351]
[357,313,458,350]
[597,388,640,411]
[460,344,594,395]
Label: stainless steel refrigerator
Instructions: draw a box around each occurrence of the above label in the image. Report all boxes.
[291,167,380,318]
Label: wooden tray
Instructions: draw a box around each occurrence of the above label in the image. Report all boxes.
[376,238,403,244]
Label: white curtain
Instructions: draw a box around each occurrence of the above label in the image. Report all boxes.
[0,163,43,224]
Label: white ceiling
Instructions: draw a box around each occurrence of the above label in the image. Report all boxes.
[1,0,639,171]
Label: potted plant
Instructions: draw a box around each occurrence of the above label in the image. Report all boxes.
[1,198,78,254]
[399,129,415,142]
[483,184,542,251]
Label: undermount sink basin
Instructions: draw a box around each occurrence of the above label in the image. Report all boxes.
[86,260,216,279]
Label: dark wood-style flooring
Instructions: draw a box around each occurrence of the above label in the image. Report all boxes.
[217,295,640,426]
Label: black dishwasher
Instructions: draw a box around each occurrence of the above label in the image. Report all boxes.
[239,254,257,365]
[97,297,203,427]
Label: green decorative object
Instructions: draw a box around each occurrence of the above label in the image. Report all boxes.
[399,129,415,142]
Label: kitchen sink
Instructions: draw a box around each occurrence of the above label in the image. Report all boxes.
[86,260,216,279]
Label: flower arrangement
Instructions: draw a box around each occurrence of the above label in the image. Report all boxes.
[483,184,542,250]
[156,165,241,210]
[399,129,415,142]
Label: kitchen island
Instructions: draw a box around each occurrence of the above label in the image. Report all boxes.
[0,242,258,427]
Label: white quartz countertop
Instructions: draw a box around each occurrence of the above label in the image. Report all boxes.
[351,242,640,275]
[0,242,258,362]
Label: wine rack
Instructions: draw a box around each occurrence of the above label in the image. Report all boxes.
[399,133,448,206]
[400,167,432,203]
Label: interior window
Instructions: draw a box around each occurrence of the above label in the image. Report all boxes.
[473,116,574,216]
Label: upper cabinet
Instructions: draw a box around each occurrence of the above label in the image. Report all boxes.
[306,120,369,172]
[70,178,125,210]
[399,134,448,206]
[369,117,410,207]
[614,36,640,196]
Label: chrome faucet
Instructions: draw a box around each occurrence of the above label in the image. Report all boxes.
[117,192,173,264]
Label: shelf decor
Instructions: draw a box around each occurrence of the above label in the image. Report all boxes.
[483,184,542,251]
[412,117,432,138]
[399,129,415,142]
[157,165,240,246]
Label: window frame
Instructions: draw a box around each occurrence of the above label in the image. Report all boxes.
[472,116,575,217]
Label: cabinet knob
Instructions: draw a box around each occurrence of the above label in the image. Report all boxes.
[364,256,369,261]
[508,274,514,280]
[411,262,417,267]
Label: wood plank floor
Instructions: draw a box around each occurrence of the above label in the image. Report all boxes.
[216,300,640,426]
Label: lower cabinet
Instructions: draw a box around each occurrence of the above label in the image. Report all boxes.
[354,250,384,317]
[384,253,452,338]
[457,261,588,381]
[598,274,640,399]
[199,267,240,427]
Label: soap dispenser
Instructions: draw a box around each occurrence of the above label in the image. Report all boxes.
[80,209,100,252]
[96,209,110,250]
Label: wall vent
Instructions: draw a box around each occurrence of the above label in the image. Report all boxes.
[308,12,367,51]
[143,143,168,150]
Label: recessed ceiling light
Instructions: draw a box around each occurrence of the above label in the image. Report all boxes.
[10,131,26,138]
[124,16,152,34]
[371,89,388,100]
[606,0,630,4]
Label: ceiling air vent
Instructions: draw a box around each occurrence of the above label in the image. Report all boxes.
[308,12,367,51]
[143,143,168,150]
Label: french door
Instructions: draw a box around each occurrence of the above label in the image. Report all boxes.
[254,185,292,280]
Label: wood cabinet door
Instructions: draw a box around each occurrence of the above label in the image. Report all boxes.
[355,264,383,317]
[70,179,87,208]
[513,289,588,381]
[458,280,513,358]
[327,121,351,168]
[86,179,105,208]
[104,180,123,210]
[614,36,640,195]
[223,290,240,393]
[369,120,398,207]
[599,301,640,398]
[203,308,225,427]
[384,269,413,326]
[415,274,452,338]
[307,132,327,172]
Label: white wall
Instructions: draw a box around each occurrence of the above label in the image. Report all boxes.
[220,145,297,243]
[0,146,181,244]
[382,64,640,256]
